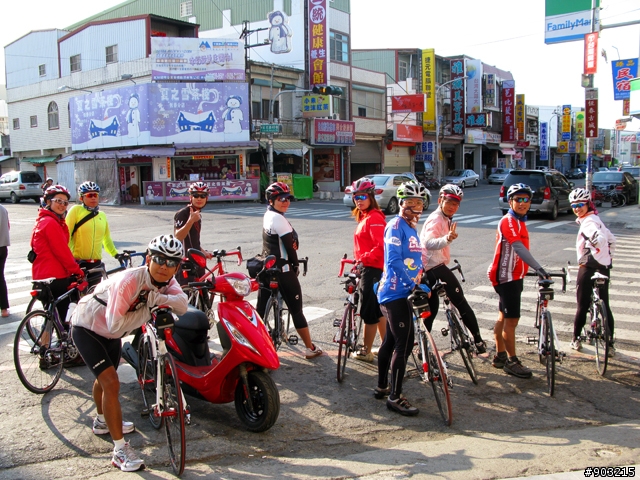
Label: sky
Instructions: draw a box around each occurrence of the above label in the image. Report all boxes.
[1,0,639,131]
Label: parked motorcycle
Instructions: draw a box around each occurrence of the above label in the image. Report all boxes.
[122,250,281,432]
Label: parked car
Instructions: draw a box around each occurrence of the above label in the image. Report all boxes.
[343,173,431,215]
[576,164,587,173]
[498,169,575,220]
[0,171,43,203]
[487,168,512,185]
[591,171,639,205]
[566,168,585,179]
[594,166,610,172]
[620,165,640,182]
[442,169,480,188]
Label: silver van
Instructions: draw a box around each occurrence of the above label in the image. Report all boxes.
[0,171,43,203]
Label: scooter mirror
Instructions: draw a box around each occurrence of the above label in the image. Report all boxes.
[187,248,208,268]
[264,255,277,269]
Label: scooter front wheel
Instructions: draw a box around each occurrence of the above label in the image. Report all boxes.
[234,370,280,432]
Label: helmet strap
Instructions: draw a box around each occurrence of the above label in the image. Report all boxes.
[148,266,171,288]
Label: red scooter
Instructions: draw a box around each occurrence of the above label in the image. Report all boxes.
[122,250,281,432]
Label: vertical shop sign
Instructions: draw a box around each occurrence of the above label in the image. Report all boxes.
[516,94,525,140]
[611,58,638,101]
[584,32,598,74]
[574,111,585,137]
[561,104,572,141]
[501,80,515,143]
[450,59,465,136]
[623,98,630,116]
[422,49,436,131]
[465,59,483,113]
[585,88,598,138]
[484,73,496,108]
[539,122,549,161]
[309,0,328,89]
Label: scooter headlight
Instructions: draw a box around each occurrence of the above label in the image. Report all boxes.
[222,319,259,354]
[224,276,252,297]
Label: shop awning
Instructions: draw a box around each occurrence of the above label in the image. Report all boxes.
[501,149,516,155]
[485,144,502,150]
[23,155,58,164]
[259,140,312,156]
[74,147,175,160]
[175,141,259,150]
[0,156,15,163]
[58,154,76,163]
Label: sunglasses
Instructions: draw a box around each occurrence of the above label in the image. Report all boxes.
[151,255,181,268]
[50,198,69,207]
[83,193,99,199]
[571,202,586,209]
[191,193,208,199]
[511,197,531,204]
[276,196,291,202]
[353,194,369,201]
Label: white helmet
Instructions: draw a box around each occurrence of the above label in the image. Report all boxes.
[569,188,591,203]
[439,184,463,201]
[507,183,533,199]
[147,234,184,260]
[397,181,428,202]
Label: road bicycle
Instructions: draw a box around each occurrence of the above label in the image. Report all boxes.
[259,257,308,351]
[525,269,567,396]
[567,264,612,375]
[137,306,188,476]
[407,288,453,426]
[592,188,626,208]
[333,255,364,383]
[13,277,88,394]
[433,260,478,385]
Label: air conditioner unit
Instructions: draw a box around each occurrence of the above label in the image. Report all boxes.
[529,127,538,134]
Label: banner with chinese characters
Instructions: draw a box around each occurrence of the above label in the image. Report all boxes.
[151,38,245,81]
[393,124,423,142]
[611,58,638,101]
[561,104,572,141]
[583,32,598,74]
[585,89,598,138]
[310,119,355,146]
[465,59,483,113]
[302,94,330,117]
[422,49,436,131]
[501,80,515,143]
[308,0,328,88]
[516,94,525,140]
[539,122,549,161]
[484,73,496,108]
[465,113,488,129]
[391,94,426,113]
[575,111,585,136]
[450,59,465,136]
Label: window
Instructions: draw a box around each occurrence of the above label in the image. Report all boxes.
[12,119,19,130]
[330,31,349,63]
[48,102,59,130]
[30,115,38,128]
[38,64,46,77]
[180,0,193,17]
[353,90,385,119]
[333,96,347,120]
[70,54,81,72]
[106,45,118,64]
[252,100,279,120]
[398,60,408,82]
[358,107,366,117]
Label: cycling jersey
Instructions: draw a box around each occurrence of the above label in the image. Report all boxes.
[353,208,385,270]
[66,206,118,260]
[174,205,203,252]
[262,206,299,268]
[575,212,616,267]
[488,212,532,286]
[377,216,423,304]
[420,208,452,270]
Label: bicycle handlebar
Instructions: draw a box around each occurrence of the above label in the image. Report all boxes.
[338,254,355,277]
[525,268,567,293]
[299,257,308,276]
[211,246,243,266]
[449,259,465,283]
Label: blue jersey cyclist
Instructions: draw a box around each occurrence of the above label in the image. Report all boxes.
[375,181,430,416]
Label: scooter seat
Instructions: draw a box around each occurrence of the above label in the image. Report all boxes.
[175,306,209,331]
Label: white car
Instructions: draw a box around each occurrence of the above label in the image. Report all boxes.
[343,173,431,215]
[442,169,480,188]
[487,168,512,185]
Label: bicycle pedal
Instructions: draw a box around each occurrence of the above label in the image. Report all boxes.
[185,413,191,426]
[333,319,341,327]
[140,407,150,418]
[288,335,298,345]
[441,328,449,337]
[526,336,538,344]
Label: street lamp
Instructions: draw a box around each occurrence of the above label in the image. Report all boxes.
[121,74,136,85]
[58,85,92,94]
[434,76,467,180]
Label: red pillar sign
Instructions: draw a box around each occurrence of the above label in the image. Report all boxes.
[585,88,598,138]
[584,32,598,74]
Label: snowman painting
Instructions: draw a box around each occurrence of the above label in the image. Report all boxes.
[268,11,292,54]
[126,93,141,138]
[222,96,243,134]
[146,184,155,200]
[244,183,253,196]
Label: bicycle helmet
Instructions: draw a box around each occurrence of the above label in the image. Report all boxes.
[439,184,464,201]
[44,184,71,200]
[46,177,53,182]
[351,177,375,195]
[265,181,293,200]
[397,181,428,202]
[188,181,210,195]
[507,183,533,199]
[569,187,591,203]
[147,234,184,260]
[78,181,100,195]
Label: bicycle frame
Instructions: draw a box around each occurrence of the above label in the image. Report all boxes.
[334,255,363,382]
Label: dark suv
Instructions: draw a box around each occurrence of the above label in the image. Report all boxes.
[498,169,575,219]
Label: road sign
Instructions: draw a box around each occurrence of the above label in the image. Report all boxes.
[260,124,282,134]
[585,88,598,139]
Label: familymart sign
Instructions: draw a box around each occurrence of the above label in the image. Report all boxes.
[545,0,599,44]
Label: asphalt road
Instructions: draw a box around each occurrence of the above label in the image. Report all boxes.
[0,186,639,479]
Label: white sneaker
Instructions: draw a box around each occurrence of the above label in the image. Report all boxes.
[93,417,135,435]
[305,344,323,359]
[570,339,582,351]
[112,442,145,472]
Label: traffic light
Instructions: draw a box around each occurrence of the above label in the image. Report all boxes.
[312,85,343,96]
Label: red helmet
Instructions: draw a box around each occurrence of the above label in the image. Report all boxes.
[188,181,209,195]
[44,184,71,200]
[351,177,375,195]
[265,182,293,200]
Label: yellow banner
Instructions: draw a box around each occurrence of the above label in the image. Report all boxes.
[574,112,585,136]
[422,48,436,131]
[562,115,571,134]
[516,94,525,140]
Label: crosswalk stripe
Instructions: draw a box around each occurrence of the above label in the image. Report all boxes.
[534,221,574,230]
[457,215,502,224]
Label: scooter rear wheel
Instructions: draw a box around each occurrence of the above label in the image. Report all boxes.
[234,370,280,432]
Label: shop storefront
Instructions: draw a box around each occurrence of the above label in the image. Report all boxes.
[310,118,355,191]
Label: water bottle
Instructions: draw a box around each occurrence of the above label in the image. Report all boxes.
[65,302,78,325]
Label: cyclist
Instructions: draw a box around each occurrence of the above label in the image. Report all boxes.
[376,181,430,416]
[70,234,188,472]
[488,183,549,379]
[350,177,386,363]
[174,181,214,285]
[31,185,85,322]
[66,181,121,287]
[568,188,616,355]
[39,177,54,208]
[419,184,486,353]
[256,182,323,359]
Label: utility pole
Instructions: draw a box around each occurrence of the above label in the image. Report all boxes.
[434,76,467,180]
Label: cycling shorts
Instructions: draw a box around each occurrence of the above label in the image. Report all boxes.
[71,326,122,378]
[493,279,524,318]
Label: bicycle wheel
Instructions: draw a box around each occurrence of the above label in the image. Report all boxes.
[26,296,45,315]
[336,305,352,383]
[138,335,162,429]
[424,330,453,426]
[262,294,281,351]
[610,193,625,207]
[14,311,64,394]
[593,300,610,376]
[162,353,186,476]
[354,313,363,351]
[447,311,478,385]
[542,312,556,396]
